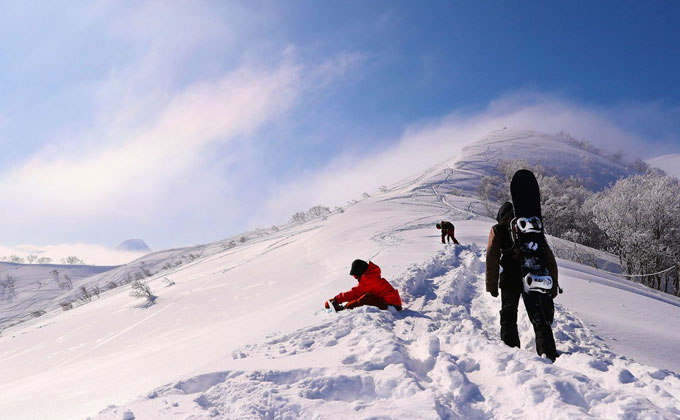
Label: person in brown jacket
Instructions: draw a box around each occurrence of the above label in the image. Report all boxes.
[436,221,460,244]
[486,201,560,361]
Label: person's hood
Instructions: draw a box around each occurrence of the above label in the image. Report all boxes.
[360,261,381,281]
[349,259,369,277]
[496,201,514,223]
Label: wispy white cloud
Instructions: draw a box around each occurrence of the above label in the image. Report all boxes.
[315,51,369,83]
[0,64,300,223]
[482,92,654,154]
[0,2,374,251]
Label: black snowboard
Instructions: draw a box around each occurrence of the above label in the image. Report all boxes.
[509,169,554,295]
[510,169,542,220]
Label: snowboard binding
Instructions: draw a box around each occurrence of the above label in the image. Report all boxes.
[522,273,553,294]
[514,216,542,234]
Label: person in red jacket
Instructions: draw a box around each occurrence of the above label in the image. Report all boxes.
[325,259,402,312]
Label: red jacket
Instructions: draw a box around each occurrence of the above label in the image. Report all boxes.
[334,262,402,306]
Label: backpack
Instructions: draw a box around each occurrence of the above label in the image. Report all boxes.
[492,222,522,290]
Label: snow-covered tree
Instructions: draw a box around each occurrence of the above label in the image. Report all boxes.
[290,205,332,224]
[586,172,680,294]
[130,279,156,305]
[1,275,16,301]
[290,211,307,223]
[63,274,73,290]
[62,256,85,265]
[630,158,650,174]
[610,150,624,163]
[8,255,25,264]
[78,286,92,303]
[307,205,331,219]
[478,159,604,249]
[537,175,605,248]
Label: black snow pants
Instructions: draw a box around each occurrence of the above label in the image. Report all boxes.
[500,288,557,361]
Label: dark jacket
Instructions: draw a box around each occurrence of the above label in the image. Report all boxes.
[439,221,456,243]
[335,262,402,307]
[486,222,559,295]
[439,221,455,231]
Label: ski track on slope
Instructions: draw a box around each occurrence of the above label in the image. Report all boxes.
[94,245,680,420]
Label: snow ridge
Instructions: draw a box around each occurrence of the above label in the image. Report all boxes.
[97,245,680,419]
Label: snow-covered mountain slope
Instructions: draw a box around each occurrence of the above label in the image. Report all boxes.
[393,129,635,200]
[0,262,118,330]
[647,153,680,178]
[0,232,268,333]
[92,238,680,420]
[1,130,679,420]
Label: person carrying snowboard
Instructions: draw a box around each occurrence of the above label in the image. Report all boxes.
[436,221,460,244]
[325,259,402,312]
[485,201,560,361]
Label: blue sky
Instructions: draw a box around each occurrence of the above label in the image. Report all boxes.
[0,1,679,252]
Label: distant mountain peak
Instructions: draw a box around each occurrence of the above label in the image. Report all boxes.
[114,239,152,253]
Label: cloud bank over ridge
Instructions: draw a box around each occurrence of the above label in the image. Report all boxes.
[257,91,679,225]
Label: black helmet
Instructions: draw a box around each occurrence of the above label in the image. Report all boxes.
[349,259,369,278]
[436,223,441,229]
[496,201,514,223]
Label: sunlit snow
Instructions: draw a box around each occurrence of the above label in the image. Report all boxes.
[1,130,678,420]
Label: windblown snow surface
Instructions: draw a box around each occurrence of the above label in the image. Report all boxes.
[0,263,118,330]
[1,130,679,420]
[646,153,680,179]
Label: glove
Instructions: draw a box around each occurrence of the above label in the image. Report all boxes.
[325,298,344,312]
[550,287,562,299]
